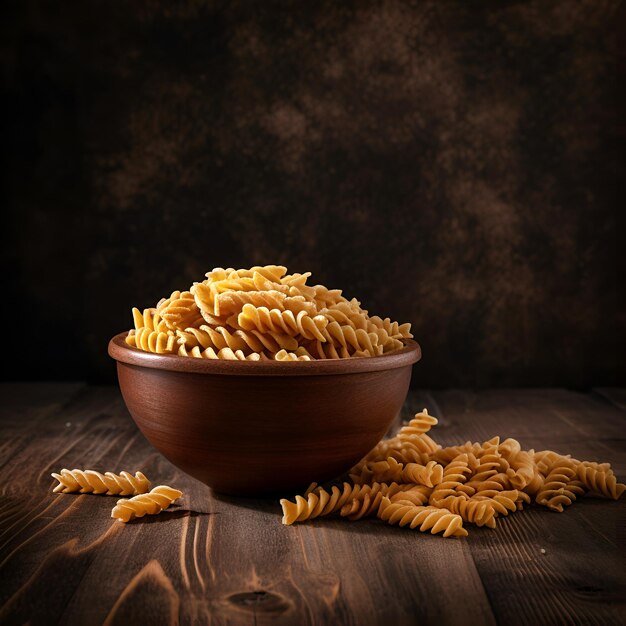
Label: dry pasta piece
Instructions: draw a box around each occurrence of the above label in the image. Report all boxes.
[176,327,214,350]
[231,265,288,282]
[281,271,312,288]
[378,498,468,537]
[51,469,150,496]
[322,304,369,331]
[280,483,362,524]
[516,491,532,510]
[305,340,352,359]
[534,450,570,475]
[111,485,183,523]
[177,344,263,360]
[429,454,472,504]
[273,349,312,361]
[472,490,519,518]
[129,327,177,354]
[385,444,430,466]
[130,307,169,333]
[438,495,497,528]
[238,304,328,341]
[220,290,312,318]
[157,290,204,330]
[389,485,432,506]
[322,322,382,357]
[360,457,405,484]
[126,308,177,354]
[402,461,445,488]
[506,450,535,490]
[430,441,483,464]
[312,285,346,308]
[202,325,299,354]
[323,301,405,353]
[367,315,413,340]
[339,482,408,520]
[580,460,613,474]
[535,457,581,512]
[577,464,626,500]
[498,438,522,460]
[397,409,438,438]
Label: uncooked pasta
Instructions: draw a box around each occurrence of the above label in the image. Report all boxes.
[124,265,413,360]
[111,485,183,523]
[51,469,150,496]
[279,409,625,537]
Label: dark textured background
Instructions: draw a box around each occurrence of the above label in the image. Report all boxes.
[3,1,625,387]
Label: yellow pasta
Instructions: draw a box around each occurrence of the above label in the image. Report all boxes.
[577,464,625,500]
[506,450,536,490]
[157,290,204,330]
[273,349,312,361]
[51,469,150,496]
[111,485,183,523]
[397,409,438,438]
[279,408,625,537]
[280,483,362,525]
[126,307,177,354]
[238,304,328,341]
[339,482,409,520]
[125,265,412,361]
[535,457,581,512]
[438,495,497,528]
[378,499,468,537]
[389,485,432,506]
[402,460,445,488]
[429,454,472,504]
[472,490,519,517]
[129,327,177,354]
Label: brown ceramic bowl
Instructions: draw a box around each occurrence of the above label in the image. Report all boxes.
[108,332,421,496]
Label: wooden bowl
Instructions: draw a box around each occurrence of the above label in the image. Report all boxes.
[108,332,421,496]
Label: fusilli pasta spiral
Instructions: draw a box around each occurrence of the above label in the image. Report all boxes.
[111,485,183,523]
[577,464,625,500]
[378,498,468,537]
[51,469,150,496]
[280,483,362,525]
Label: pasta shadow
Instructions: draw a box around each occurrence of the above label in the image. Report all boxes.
[125,508,209,524]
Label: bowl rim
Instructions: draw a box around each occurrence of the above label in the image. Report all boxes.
[108,332,421,376]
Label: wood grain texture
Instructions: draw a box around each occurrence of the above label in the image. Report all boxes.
[594,388,626,412]
[0,384,624,625]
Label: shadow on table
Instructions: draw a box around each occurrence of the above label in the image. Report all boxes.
[211,491,282,516]
[127,507,210,523]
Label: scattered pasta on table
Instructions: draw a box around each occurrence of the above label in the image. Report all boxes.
[279,409,625,537]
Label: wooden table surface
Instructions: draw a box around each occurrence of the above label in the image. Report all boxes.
[1,383,624,626]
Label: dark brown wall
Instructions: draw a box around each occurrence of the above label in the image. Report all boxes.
[3,1,625,387]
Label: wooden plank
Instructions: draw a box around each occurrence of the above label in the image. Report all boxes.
[593,388,626,412]
[1,385,625,625]
[426,389,626,626]
[0,385,497,626]
[424,388,626,447]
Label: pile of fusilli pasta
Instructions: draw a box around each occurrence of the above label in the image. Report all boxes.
[280,410,625,537]
[125,265,413,360]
